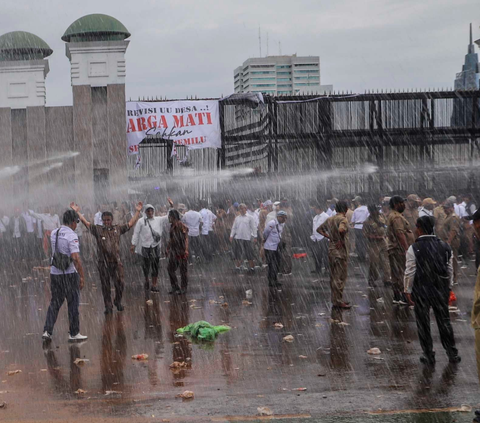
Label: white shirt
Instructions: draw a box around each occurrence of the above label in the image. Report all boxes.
[454,204,466,218]
[182,210,203,237]
[94,211,103,226]
[247,209,259,230]
[22,212,36,233]
[351,205,369,229]
[263,218,285,251]
[29,210,60,231]
[418,207,433,217]
[0,216,8,233]
[50,226,80,275]
[266,211,276,224]
[13,217,21,238]
[231,214,257,241]
[132,215,169,248]
[200,208,216,235]
[404,235,453,293]
[311,212,329,241]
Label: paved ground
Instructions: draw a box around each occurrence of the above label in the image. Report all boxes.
[0,252,479,422]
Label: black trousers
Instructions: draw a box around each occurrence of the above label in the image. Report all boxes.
[142,246,160,278]
[44,273,80,336]
[354,228,367,261]
[98,261,124,309]
[200,234,212,261]
[413,291,458,358]
[265,249,281,285]
[188,236,201,261]
[167,255,188,290]
[311,239,329,272]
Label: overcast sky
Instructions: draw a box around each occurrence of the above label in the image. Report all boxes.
[2,0,479,106]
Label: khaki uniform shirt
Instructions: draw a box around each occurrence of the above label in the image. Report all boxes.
[363,215,386,242]
[472,266,480,329]
[90,224,130,263]
[387,210,414,253]
[434,206,447,234]
[319,214,349,259]
[440,213,461,250]
[403,206,418,234]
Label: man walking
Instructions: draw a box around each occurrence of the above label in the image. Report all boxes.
[419,198,435,217]
[404,194,421,230]
[71,201,142,314]
[182,205,203,263]
[42,210,87,342]
[199,201,215,262]
[263,210,287,287]
[167,209,189,295]
[230,203,257,272]
[131,204,169,294]
[363,204,391,286]
[318,200,351,309]
[387,195,414,305]
[310,203,329,274]
[404,216,461,365]
[439,201,461,285]
[351,196,369,261]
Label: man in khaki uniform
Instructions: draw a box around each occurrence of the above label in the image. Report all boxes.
[404,194,420,233]
[318,200,351,309]
[363,204,391,286]
[469,209,480,423]
[387,196,414,304]
[439,201,461,285]
[434,202,447,235]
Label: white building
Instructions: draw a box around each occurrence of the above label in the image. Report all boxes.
[234,54,332,96]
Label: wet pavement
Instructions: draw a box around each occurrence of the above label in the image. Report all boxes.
[0,253,479,422]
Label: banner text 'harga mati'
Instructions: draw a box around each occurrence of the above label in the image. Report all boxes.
[126,100,221,155]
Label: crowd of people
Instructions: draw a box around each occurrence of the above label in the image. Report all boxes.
[1,192,480,368]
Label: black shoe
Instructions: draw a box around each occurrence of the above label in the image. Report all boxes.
[116,304,124,312]
[420,355,436,365]
[144,282,149,291]
[179,289,187,295]
[151,286,160,293]
[448,355,461,364]
[169,289,181,295]
[104,308,113,315]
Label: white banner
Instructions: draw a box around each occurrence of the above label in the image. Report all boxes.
[126,100,221,155]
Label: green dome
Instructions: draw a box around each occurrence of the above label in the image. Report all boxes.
[62,14,131,42]
[0,31,52,61]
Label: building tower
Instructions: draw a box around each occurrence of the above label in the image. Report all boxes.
[62,14,130,206]
[0,31,53,203]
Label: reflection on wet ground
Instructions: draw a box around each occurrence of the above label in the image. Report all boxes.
[0,255,479,421]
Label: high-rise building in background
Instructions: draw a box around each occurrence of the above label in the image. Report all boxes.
[454,23,480,90]
[451,24,480,127]
[234,54,332,96]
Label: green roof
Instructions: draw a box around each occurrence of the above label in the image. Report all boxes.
[0,31,52,61]
[62,14,130,42]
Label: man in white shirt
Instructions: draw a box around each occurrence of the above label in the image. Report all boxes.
[326,198,338,217]
[29,207,61,255]
[21,209,36,260]
[230,203,257,271]
[94,206,103,226]
[263,210,287,287]
[199,202,216,262]
[351,196,370,261]
[419,198,435,217]
[132,204,169,294]
[8,208,27,259]
[310,204,330,274]
[42,209,87,342]
[182,206,203,263]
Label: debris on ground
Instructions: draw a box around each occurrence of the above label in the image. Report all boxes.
[242,300,253,306]
[257,406,273,416]
[299,355,308,359]
[221,302,229,308]
[274,323,284,329]
[0,402,6,409]
[367,348,381,355]
[177,390,194,400]
[7,370,21,376]
[131,354,149,360]
[458,404,472,412]
[292,387,307,391]
[176,321,231,342]
[146,299,153,306]
[73,358,89,366]
[283,335,294,343]
[169,361,191,369]
[105,391,122,396]
[75,389,86,394]
[376,297,385,303]
[337,322,350,326]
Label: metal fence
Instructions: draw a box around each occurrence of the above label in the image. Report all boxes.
[128,90,480,199]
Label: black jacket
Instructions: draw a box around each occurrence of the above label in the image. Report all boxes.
[411,235,452,298]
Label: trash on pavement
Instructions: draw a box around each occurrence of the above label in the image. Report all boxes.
[73,358,89,366]
[177,390,194,400]
[131,354,149,360]
[367,348,381,355]
[283,335,294,343]
[176,321,231,342]
[257,406,273,416]
[7,370,21,376]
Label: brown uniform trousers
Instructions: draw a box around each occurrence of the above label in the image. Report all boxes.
[440,213,461,284]
[368,240,390,284]
[388,251,406,297]
[319,215,349,306]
